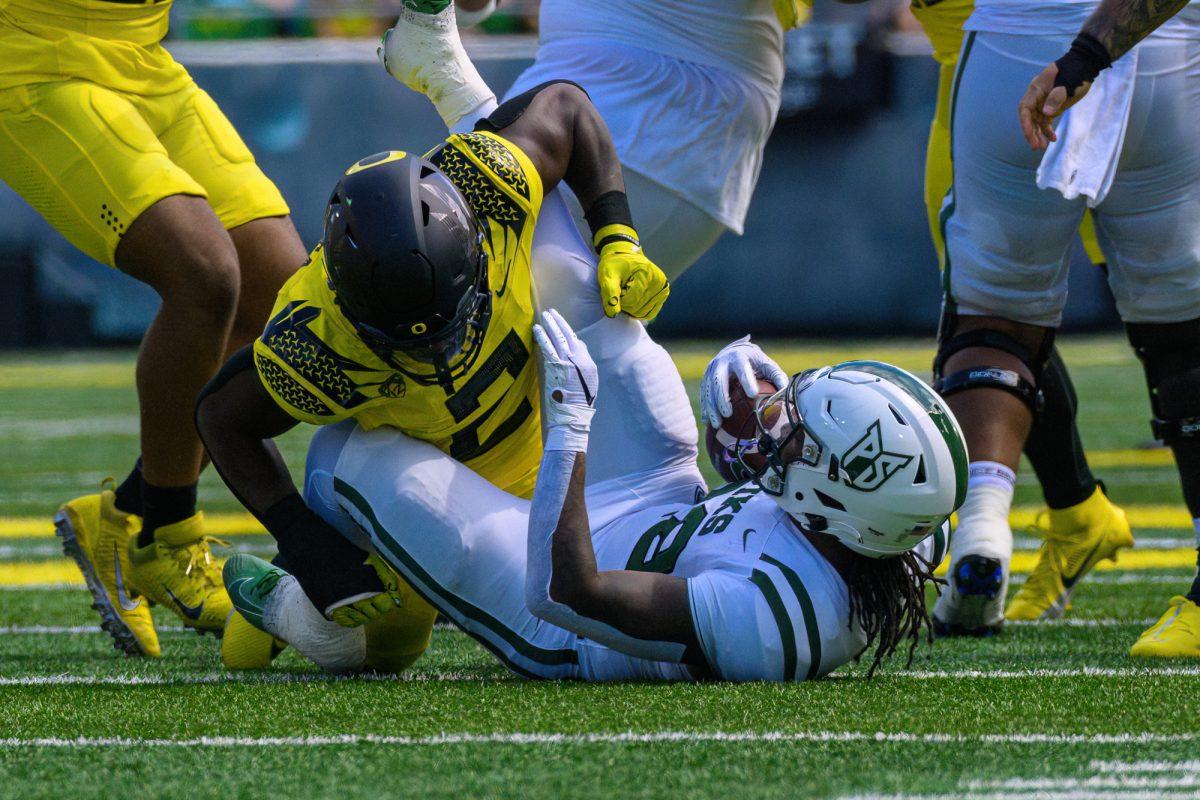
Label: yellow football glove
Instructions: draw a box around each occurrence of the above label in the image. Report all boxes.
[327,554,407,628]
[594,224,670,321]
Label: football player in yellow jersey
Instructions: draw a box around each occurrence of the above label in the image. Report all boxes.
[0,0,309,656]
[195,78,671,672]
[911,0,1131,630]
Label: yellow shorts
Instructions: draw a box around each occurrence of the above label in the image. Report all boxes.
[0,75,289,267]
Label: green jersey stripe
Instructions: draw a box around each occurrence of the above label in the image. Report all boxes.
[334,479,577,669]
[761,554,822,681]
[750,569,798,681]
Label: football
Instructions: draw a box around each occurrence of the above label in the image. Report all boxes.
[705,377,779,483]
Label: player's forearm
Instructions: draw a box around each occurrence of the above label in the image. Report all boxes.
[561,91,626,216]
[1081,0,1189,61]
[195,347,299,521]
[525,448,696,659]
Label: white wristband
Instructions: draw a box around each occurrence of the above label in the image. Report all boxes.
[544,419,592,453]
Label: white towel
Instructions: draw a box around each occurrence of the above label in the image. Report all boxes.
[1036,48,1139,207]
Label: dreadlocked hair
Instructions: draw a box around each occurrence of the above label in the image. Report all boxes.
[842,548,944,677]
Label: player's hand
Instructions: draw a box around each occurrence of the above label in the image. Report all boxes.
[597,241,670,321]
[1018,62,1092,151]
[533,309,598,450]
[324,554,405,628]
[700,336,788,428]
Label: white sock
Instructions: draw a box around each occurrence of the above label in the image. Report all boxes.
[263,575,366,673]
[950,462,1016,566]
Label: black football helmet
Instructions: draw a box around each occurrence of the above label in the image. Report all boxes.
[323,150,491,385]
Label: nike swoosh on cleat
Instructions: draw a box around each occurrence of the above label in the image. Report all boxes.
[112,549,142,612]
[1061,538,1106,590]
[228,578,265,616]
[163,586,204,621]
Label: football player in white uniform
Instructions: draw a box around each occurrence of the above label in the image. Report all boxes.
[1017,0,1200,657]
[384,0,802,281]
[226,309,965,681]
[931,0,1200,641]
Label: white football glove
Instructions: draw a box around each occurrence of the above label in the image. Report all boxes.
[377,3,496,128]
[700,335,789,428]
[533,309,599,453]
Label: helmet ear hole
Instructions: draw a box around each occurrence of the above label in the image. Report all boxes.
[421,201,430,227]
[913,455,927,485]
[814,490,845,512]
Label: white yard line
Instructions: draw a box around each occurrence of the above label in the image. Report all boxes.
[0,672,484,686]
[3,664,1199,687]
[0,730,1195,749]
[1091,760,1200,773]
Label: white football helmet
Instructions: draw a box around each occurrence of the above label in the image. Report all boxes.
[739,361,968,558]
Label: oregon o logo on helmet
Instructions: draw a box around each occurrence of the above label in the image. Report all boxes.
[841,420,914,492]
[411,322,427,335]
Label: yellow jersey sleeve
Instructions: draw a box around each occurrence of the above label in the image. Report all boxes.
[253,246,400,427]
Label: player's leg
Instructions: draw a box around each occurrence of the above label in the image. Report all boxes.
[1086,39,1200,656]
[921,40,1124,624]
[621,170,726,281]
[158,84,307,356]
[0,79,239,652]
[322,425,581,679]
[530,190,705,524]
[930,32,1085,635]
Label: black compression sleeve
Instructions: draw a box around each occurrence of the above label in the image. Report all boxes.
[1053,33,1113,98]
[266,494,384,613]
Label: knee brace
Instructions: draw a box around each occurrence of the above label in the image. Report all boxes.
[933,312,1052,416]
[1126,319,1200,444]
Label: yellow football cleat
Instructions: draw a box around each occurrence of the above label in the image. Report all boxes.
[54,489,160,658]
[363,556,437,674]
[127,512,231,633]
[1006,486,1133,621]
[221,610,287,670]
[1131,596,1200,658]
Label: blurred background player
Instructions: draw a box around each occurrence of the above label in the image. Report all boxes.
[930,0,1200,640]
[1018,0,1200,656]
[909,0,1131,632]
[0,0,309,655]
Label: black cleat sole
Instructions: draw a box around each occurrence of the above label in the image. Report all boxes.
[54,509,149,658]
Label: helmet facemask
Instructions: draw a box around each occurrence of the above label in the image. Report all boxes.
[351,231,493,386]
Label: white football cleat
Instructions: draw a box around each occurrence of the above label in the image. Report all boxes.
[933,553,1008,636]
[378,3,495,128]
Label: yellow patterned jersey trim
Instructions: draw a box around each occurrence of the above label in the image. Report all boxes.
[254,132,545,498]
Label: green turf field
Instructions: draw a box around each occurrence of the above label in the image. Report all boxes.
[2,336,1198,800]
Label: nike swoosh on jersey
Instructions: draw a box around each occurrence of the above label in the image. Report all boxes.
[742,529,756,551]
[164,586,204,621]
[113,549,142,612]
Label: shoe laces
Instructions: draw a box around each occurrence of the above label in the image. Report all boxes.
[165,537,230,588]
